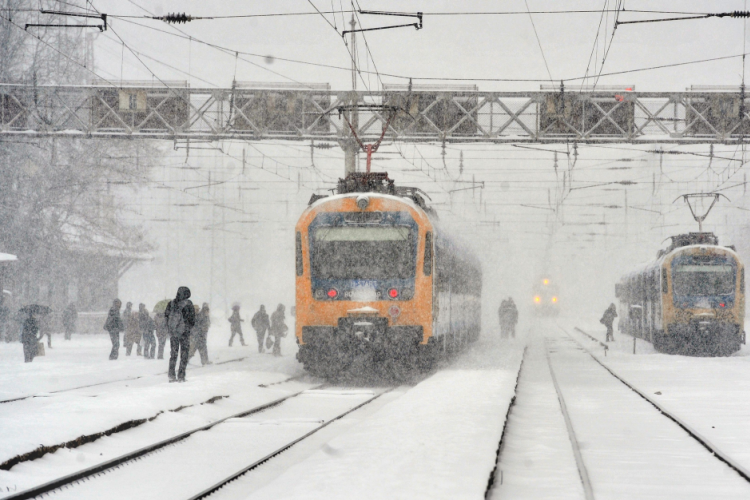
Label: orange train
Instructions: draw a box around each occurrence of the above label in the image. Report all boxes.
[294,173,482,377]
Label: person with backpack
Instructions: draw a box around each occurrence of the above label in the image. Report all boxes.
[251,305,270,353]
[164,287,195,382]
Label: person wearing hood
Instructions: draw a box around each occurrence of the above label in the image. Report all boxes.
[228,304,246,347]
[165,286,195,382]
[103,299,124,360]
[251,305,270,353]
[601,303,618,342]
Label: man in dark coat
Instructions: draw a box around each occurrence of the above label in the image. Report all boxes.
[251,305,270,353]
[498,298,519,339]
[165,286,195,382]
[21,312,42,362]
[601,303,618,342]
[139,304,156,359]
[104,299,124,360]
[62,303,77,340]
[228,304,246,346]
[269,304,287,357]
[189,303,211,365]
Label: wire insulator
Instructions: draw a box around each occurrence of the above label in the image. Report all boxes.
[159,13,194,24]
[729,11,750,18]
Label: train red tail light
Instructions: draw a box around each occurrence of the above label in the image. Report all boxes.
[720,303,726,308]
[327,289,338,298]
[388,288,399,298]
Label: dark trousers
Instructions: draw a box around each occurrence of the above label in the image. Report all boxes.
[229,328,245,346]
[169,334,190,381]
[157,335,167,359]
[255,328,267,352]
[108,331,120,360]
[606,324,614,342]
[23,341,36,362]
[64,328,73,340]
[143,332,156,359]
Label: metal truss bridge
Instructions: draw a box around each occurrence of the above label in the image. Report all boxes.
[1,81,749,144]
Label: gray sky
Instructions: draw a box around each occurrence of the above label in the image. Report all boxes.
[93,1,750,318]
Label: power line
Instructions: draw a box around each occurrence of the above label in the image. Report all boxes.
[523,0,553,82]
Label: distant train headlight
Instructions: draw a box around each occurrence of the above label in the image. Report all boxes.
[552,296,558,303]
[388,288,399,299]
[356,195,370,210]
[534,295,541,303]
[327,288,338,299]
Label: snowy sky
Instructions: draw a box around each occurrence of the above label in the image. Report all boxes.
[75,0,750,318]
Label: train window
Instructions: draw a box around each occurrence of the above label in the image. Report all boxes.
[423,231,433,276]
[672,264,735,296]
[662,267,668,293]
[295,231,303,276]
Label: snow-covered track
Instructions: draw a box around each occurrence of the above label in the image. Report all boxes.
[4,386,391,500]
[562,325,750,484]
[0,355,254,405]
[484,346,527,498]
[3,384,324,500]
[187,388,393,500]
[543,339,596,500]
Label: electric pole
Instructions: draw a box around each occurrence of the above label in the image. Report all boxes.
[341,14,359,176]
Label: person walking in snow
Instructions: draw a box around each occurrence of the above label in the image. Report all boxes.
[165,286,195,382]
[251,305,270,353]
[269,304,288,357]
[62,303,77,340]
[124,310,142,356]
[601,303,618,342]
[498,298,518,339]
[139,304,156,359]
[21,311,42,362]
[104,299,124,360]
[228,304,246,347]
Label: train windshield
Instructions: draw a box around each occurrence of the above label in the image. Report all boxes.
[311,226,415,279]
[672,264,735,296]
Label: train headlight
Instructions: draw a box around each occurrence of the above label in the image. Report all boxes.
[327,288,338,299]
[534,295,541,303]
[552,296,558,303]
[402,288,414,300]
[314,289,324,299]
[356,195,370,210]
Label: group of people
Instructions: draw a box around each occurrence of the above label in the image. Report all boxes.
[227,303,288,357]
[104,287,288,382]
[498,298,519,338]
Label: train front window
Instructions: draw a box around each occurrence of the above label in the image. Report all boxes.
[311,226,415,280]
[672,265,735,296]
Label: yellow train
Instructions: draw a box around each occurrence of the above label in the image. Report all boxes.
[616,233,745,355]
[295,173,481,377]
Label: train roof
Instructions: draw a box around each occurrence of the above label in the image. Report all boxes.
[308,172,437,217]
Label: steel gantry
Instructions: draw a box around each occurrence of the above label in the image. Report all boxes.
[1,81,750,144]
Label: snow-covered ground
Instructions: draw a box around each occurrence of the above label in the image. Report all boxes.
[566,317,750,478]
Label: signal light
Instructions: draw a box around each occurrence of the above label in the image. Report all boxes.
[388,288,399,298]
[534,295,541,303]
[552,296,558,303]
[327,289,338,298]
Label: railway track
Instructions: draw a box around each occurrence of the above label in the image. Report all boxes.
[4,386,392,500]
[561,325,750,483]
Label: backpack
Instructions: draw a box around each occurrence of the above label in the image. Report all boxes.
[167,301,186,335]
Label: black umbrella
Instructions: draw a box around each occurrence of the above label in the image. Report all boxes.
[19,304,52,315]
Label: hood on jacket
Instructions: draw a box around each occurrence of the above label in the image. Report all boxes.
[175,286,191,302]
